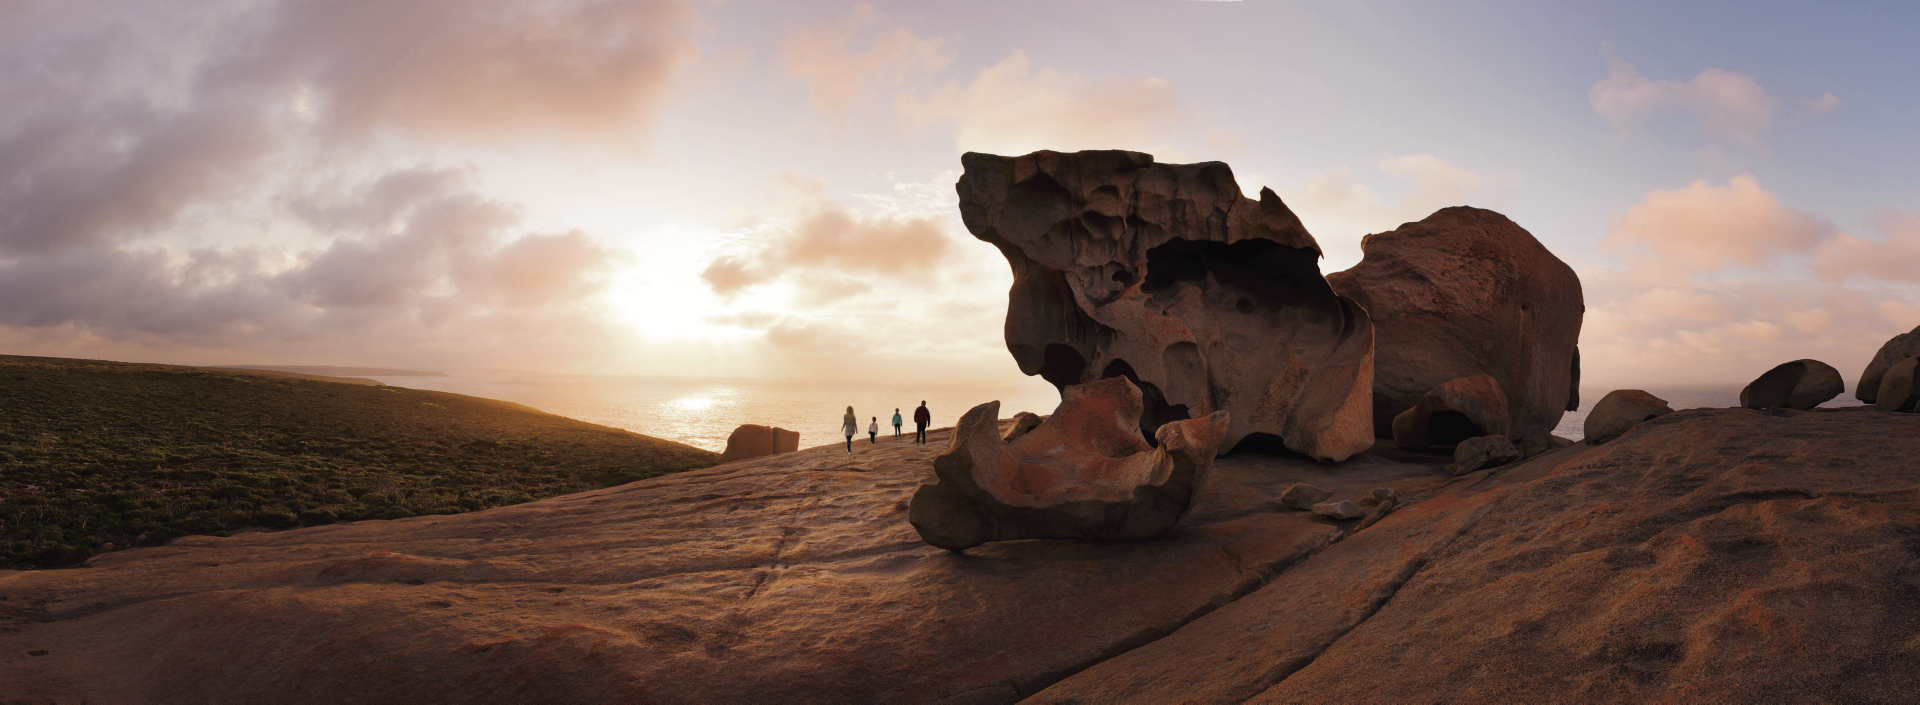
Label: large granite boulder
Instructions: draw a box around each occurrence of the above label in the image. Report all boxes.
[1876,356,1920,413]
[1326,207,1583,442]
[719,424,800,462]
[956,150,1375,462]
[1584,389,1674,443]
[1391,374,1511,450]
[1740,359,1844,410]
[908,376,1231,551]
[1858,325,1920,404]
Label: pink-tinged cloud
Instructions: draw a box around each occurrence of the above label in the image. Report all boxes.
[896,50,1186,155]
[1812,210,1920,283]
[249,0,698,140]
[1589,56,1834,148]
[1603,175,1832,274]
[780,4,952,120]
[701,179,951,301]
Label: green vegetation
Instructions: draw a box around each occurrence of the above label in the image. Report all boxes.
[0,355,719,568]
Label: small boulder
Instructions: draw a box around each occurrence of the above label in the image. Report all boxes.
[720,424,801,462]
[1392,375,1511,449]
[1856,325,1920,404]
[1584,390,1675,443]
[1372,487,1399,505]
[1278,483,1334,511]
[1449,435,1520,476]
[1311,500,1365,521]
[1740,359,1844,410]
[1876,356,1920,413]
[908,377,1231,551]
[1002,411,1044,442]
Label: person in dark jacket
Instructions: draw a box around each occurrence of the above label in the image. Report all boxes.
[912,401,931,444]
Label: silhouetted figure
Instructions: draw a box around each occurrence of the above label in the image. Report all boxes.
[913,401,930,444]
[868,416,878,444]
[842,406,857,452]
[892,408,903,438]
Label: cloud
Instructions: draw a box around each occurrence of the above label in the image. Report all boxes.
[896,50,1188,156]
[780,4,951,121]
[701,177,952,301]
[1284,154,1507,270]
[245,0,697,141]
[1589,55,1838,149]
[1601,175,1832,277]
[1577,176,1920,387]
[1811,210,1920,284]
[0,1,694,369]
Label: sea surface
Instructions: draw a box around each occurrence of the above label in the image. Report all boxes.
[365,371,1065,453]
[1553,385,1865,439]
[364,372,1866,454]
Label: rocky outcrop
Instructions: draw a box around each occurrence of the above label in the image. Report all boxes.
[1033,406,1920,702]
[1326,207,1583,442]
[1277,483,1332,510]
[1858,325,1920,404]
[1876,356,1920,413]
[1002,411,1044,441]
[1391,374,1511,449]
[0,413,1458,703]
[719,424,800,462]
[908,377,1230,551]
[956,150,1375,461]
[1740,359,1844,410]
[1450,434,1520,475]
[1584,389,1674,443]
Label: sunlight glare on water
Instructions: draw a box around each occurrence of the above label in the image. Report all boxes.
[367,371,1065,453]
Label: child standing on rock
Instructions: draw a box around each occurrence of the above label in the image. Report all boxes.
[868,417,879,444]
[892,408,903,438]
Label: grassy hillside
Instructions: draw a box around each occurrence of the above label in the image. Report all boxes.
[0,355,720,567]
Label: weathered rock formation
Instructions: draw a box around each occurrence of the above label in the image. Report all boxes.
[1740,359,1844,410]
[908,377,1230,551]
[1311,500,1364,520]
[1391,374,1511,449]
[1584,389,1674,443]
[1002,411,1044,441]
[1876,356,1920,413]
[1326,207,1583,442]
[719,424,800,462]
[1450,434,1520,476]
[1858,325,1920,404]
[957,150,1374,461]
[1277,483,1332,510]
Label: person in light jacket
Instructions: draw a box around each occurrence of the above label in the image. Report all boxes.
[868,417,879,444]
[842,406,858,452]
[891,409,903,438]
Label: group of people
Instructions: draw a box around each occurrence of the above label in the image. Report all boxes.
[842,401,932,452]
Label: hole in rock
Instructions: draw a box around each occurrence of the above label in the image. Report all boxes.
[1425,410,1485,447]
[1041,344,1088,391]
[1099,358,1190,446]
[1140,238,1336,315]
[1111,269,1136,286]
[1227,432,1309,458]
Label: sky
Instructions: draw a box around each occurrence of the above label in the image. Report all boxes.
[2,0,1918,388]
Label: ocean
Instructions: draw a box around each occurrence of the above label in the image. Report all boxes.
[364,372,1866,453]
[364,371,1065,453]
